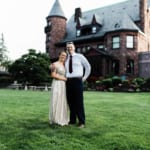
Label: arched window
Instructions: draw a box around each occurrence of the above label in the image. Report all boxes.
[126,59,134,74]
[112,59,120,75]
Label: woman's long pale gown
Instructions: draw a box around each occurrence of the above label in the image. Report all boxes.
[49,64,69,126]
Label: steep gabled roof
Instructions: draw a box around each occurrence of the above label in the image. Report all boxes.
[93,14,103,25]
[102,12,141,32]
[63,0,149,42]
[47,0,66,19]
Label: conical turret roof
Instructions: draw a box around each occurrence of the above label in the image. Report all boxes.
[48,0,66,19]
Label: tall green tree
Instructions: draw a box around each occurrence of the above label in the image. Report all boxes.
[8,49,51,85]
[0,33,10,70]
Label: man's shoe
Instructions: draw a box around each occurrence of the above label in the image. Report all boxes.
[78,124,85,128]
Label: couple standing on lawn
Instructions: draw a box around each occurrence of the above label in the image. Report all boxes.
[49,42,91,128]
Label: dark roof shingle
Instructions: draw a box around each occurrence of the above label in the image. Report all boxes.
[64,0,148,42]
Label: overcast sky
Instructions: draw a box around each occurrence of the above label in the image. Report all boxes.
[0,0,126,60]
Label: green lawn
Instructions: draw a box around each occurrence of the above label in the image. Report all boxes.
[0,89,150,150]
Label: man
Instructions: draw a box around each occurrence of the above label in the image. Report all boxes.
[65,42,91,128]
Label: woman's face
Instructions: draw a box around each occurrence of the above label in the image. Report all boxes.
[59,52,67,62]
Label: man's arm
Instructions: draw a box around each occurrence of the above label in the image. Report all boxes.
[81,55,91,82]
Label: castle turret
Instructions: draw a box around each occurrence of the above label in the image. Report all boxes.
[44,0,67,62]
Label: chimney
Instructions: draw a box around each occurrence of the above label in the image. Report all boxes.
[140,0,148,33]
[74,8,82,22]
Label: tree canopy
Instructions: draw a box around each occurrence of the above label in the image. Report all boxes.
[8,49,51,85]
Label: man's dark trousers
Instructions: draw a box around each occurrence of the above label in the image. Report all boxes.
[66,78,85,125]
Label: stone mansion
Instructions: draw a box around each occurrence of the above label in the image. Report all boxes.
[44,0,150,78]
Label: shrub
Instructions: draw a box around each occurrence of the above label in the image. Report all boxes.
[140,78,150,91]
[0,76,13,87]
[112,76,122,87]
[95,80,105,91]
[132,77,145,87]
[102,78,112,89]
[122,80,130,87]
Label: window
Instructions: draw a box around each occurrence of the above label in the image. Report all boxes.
[92,26,97,33]
[82,47,86,53]
[47,35,51,41]
[126,59,134,74]
[112,36,120,49]
[44,25,51,33]
[48,21,51,26]
[126,35,134,48]
[46,47,49,53]
[86,46,91,51]
[112,59,119,75]
[76,29,81,37]
[98,44,104,50]
[76,47,81,53]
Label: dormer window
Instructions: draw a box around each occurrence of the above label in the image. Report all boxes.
[76,20,101,36]
[92,26,97,33]
[82,26,91,35]
[77,25,98,36]
[75,14,102,37]
[76,29,81,37]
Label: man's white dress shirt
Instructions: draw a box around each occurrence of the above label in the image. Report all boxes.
[65,53,91,81]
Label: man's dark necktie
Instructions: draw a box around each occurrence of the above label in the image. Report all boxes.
[69,55,73,73]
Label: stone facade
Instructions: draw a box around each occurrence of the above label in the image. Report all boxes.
[139,52,150,78]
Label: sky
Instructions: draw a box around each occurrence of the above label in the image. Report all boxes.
[0,0,126,60]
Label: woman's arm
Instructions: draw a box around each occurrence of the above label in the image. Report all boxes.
[50,64,67,81]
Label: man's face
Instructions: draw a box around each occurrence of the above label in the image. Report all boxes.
[66,43,75,54]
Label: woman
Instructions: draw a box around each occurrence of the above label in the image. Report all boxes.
[49,51,69,126]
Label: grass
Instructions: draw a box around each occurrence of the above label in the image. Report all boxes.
[0,89,150,150]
